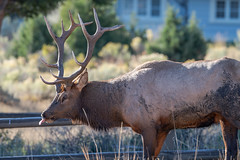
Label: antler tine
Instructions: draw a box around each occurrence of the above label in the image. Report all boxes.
[44,16,58,42]
[69,10,76,25]
[56,8,123,82]
[50,70,72,81]
[61,20,65,35]
[93,8,101,32]
[102,25,124,32]
[92,8,124,34]
[41,9,123,89]
[44,12,92,44]
[72,51,84,66]
[47,9,96,83]
[40,75,65,85]
[64,13,94,69]
[60,11,93,41]
[78,13,91,39]
[41,12,93,92]
[40,57,58,69]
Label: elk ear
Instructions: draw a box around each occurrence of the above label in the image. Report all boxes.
[76,69,88,91]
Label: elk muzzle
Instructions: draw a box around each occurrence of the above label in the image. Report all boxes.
[39,109,56,125]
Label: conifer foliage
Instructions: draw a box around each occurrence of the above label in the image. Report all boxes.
[147,6,207,61]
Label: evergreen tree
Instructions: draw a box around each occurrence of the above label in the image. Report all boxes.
[0,0,64,33]
[8,15,53,58]
[182,13,207,60]
[159,6,183,61]
[147,6,207,61]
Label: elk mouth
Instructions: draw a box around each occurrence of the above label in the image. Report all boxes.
[39,116,56,125]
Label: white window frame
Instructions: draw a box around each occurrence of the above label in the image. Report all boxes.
[123,0,134,14]
[137,0,166,20]
[210,0,240,23]
[121,0,165,20]
[230,0,239,19]
[137,0,147,16]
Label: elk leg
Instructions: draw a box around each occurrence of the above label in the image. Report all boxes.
[220,118,238,160]
[142,128,157,160]
[154,131,169,157]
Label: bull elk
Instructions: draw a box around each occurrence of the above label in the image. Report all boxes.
[39,9,240,160]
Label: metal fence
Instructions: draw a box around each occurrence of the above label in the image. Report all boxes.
[0,113,224,160]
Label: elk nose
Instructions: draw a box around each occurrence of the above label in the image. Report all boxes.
[41,111,53,119]
[41,112,46,118]
[41,111,48,119]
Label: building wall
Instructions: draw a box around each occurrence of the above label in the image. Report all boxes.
[116,0,167,38]
[189,0,240,41]
[116,0,240,41]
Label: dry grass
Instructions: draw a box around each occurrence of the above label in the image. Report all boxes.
[0,99,51,113]
[205,44,240,61]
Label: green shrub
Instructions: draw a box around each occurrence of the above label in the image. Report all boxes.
[146,29,153,41]
[99,42,131,63]
[8,15,53,58]
[0,130,26,156]
[41,44,57,65]
[158,6,183,61]
[204,45,240,61]
[146,6,182,60]
[8,23,33,57]
[130,53,168,69]
[147,7,207,62]
[175,126,223,150]
[131,37,145,54]
[0,54,54,101]
[89,62,128,81]
[44,126,142,154]
[234,29,240,49]
[181,13,207,60]
[0,36,10,60]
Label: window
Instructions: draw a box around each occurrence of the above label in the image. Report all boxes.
[124,0,134,14]
[151,0,160,16]
[138,0,147,16]
[216,0,225,18]
[230,0,239,18]
[214,0,240,21]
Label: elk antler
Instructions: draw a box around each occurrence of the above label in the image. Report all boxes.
[41,8,123,89]
[40,10,92,93]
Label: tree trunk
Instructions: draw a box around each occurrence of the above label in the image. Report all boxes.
[0,0,8,33]
[0,11,5,33]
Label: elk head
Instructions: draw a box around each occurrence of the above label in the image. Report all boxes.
[39,9,123,125]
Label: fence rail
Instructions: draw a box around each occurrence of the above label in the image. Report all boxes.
[0,150,224,160]
[0,117,73,128]
[0,113,75,128]
[0,113,225,160]
[0,113,40,118]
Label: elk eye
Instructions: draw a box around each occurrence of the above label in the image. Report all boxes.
[61,94,68,103]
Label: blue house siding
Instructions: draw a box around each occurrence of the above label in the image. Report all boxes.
[116,0,240,41]
[188,0,240,41]
[116,0,167,37]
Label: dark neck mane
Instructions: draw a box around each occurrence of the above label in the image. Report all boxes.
[72,80,126,130]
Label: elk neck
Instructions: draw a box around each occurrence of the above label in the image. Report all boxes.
[73,79,128,130]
